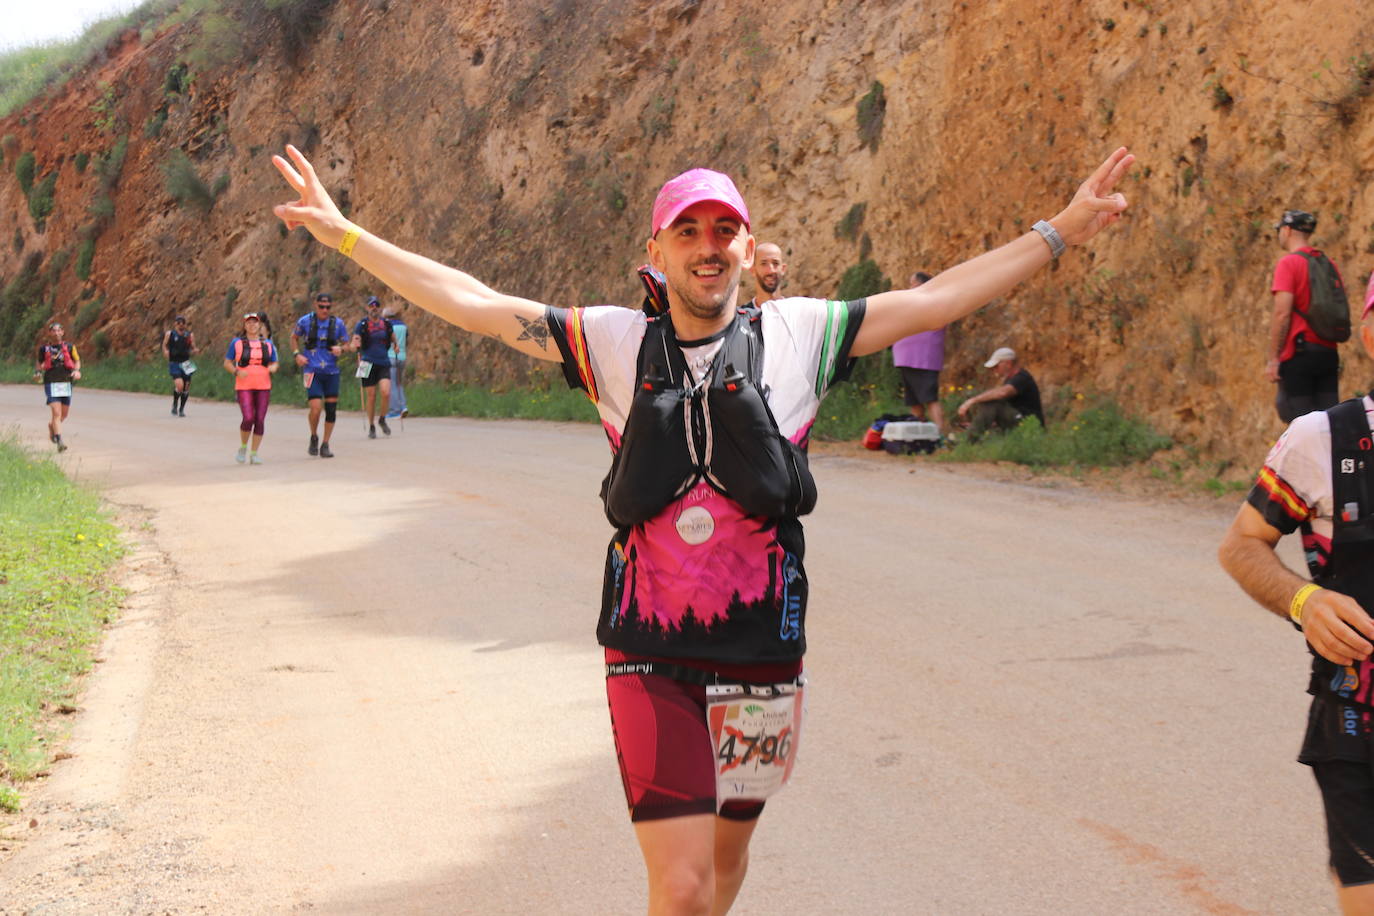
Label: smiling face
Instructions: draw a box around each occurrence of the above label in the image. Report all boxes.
[751,243,785,295]
[647,200,755,327]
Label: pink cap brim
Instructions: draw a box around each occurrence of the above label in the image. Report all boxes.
[651,168,750,236]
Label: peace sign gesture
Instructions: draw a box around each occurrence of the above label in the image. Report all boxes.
[272,145,349,249]
[1049,147,1135,246]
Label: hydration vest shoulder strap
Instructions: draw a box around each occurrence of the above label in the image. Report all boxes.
[1328,399,1374,533]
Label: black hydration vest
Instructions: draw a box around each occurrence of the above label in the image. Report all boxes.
[236,338,272,368]
[167,329,192,362]
[600,307,817,529]
[1307,398,1374,710]
[303,314,339,350]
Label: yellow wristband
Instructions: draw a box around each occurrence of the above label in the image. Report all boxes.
[1290,583,1321,625]
[337,226,361,258]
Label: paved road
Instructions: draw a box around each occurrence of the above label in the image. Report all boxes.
[0,385,1330,914]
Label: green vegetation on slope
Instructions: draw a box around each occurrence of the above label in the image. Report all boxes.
[0,434,125,804]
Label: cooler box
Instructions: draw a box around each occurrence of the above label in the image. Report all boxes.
[881,421,940,454]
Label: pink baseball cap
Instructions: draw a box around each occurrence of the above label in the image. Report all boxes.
[650,168,750,236]
[1365,271,1374,319]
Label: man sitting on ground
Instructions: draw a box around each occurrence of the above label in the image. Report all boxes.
[956,346,1044,439]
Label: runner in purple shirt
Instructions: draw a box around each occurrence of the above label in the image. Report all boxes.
[890,271,944,431]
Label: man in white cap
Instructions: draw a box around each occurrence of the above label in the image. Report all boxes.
[956,345,1043,439]
[271,143,1135,914]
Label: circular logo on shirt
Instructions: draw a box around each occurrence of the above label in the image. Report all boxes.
[675,505,715,545]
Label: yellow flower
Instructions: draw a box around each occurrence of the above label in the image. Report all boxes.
[1075,392,1084,400]
[75,534,86,541]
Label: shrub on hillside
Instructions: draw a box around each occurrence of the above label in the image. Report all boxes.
[161,149,215,213]
[94,135,128,191]
[27,172,57,228]
[14,151,35,195]
[856,81,886,152]
[836,259,890,300]
[74,296,103,334]
[75,239,96,281]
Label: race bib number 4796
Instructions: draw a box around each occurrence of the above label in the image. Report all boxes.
[707,679,805,808]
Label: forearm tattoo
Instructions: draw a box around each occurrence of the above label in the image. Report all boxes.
[514,314,550,350]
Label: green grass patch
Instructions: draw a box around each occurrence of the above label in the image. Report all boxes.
[938,399,1171,467]
[0,432,126,792]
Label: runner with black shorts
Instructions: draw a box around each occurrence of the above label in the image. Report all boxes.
[351,295,394,439]
[1220,285,1374,914]
[162,314,199,416]
[271,143,1135,913]
[35,322,80,453]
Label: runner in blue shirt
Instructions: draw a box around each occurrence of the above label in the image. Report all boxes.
[351,295,395,438]
[290,292,350,458]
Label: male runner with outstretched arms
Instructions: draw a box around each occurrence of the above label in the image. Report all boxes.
[272,144,1134,914]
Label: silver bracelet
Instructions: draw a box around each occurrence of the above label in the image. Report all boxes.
[1032,219,1066,259]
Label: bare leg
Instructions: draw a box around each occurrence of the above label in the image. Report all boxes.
[926,400,945,433]
[908,403,927,420]
[711,816,759,915]
[307,399,322,436]
[322,398,337,443]
[1336,879,1374,915]
[634,814,715,916]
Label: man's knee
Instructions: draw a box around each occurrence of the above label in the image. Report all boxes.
[651,859,714,914]
[324,402,338,423]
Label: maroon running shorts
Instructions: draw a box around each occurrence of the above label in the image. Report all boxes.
[604,648,802,823]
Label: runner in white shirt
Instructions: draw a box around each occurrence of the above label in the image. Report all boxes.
[271,144,1135,915]
[1219,280,1374,915]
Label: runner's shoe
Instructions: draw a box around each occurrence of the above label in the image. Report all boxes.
[250,453,263,465]
[178,409,187,417]
[171,405,178,416]
[236,446,247,464]
[401,408,408,419]
[319,442,334,458]
[369,425,377,439]
[55,436,67,453]
[308,434,319,456]
[379,417,391,436]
